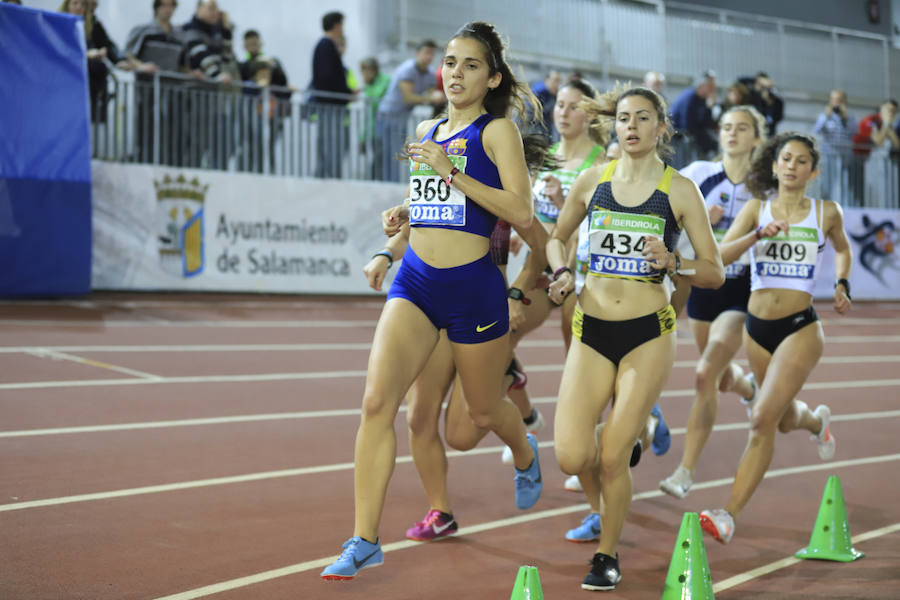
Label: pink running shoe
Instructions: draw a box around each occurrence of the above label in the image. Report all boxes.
[405,509,458,542]
[506,358,528,391]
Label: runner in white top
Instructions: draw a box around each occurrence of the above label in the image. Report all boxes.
[697,132,852,545]
[659,106,766,499]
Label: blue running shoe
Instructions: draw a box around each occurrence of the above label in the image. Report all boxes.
[514,433,542,509]
[566,512,602,542]
[320,536,383,580]
[650,403,671,456]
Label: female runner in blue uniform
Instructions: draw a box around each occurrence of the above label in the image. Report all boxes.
[322,21,543,580]
[699,132,852,544]
[660,105,767,499]
[362,137,552,543]
[547,85,725,590]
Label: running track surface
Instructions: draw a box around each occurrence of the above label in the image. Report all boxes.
[1,294,899,600]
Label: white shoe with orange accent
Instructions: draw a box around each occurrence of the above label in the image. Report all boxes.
[699,508,735,544]
[812,404,835,460]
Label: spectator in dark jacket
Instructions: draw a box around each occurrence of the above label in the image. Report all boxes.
[669,70,717,165]
[311,11,353,105]
[527,70,562,139]
[738,72,783,137]
[311,11,354,178]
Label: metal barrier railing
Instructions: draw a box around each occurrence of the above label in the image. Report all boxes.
[89,70,425,181]
[90,70,899,209]
[669,135,899,209]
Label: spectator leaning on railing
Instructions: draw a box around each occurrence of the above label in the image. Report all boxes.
[181,0,241,169]
[181,0,239,85]
[124,0,186,74]
[812,89,857,204]
[239,29,288,91]
[375,38,442,182]
[855,99,900,208]
[60,0,128,122]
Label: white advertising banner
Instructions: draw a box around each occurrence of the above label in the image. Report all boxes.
[813,207,899,300]
[91,161,406,294]
[91,162,899,300]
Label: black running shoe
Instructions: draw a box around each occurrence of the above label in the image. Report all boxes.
[581,552,621,591]
[629,440,642,468]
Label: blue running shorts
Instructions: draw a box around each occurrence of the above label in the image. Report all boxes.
[388,246,509,344]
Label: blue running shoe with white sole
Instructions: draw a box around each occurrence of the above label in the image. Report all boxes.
[650,403,670,456]
[320,536,383,580]
[514,433,542,509]
[566,512,602,542]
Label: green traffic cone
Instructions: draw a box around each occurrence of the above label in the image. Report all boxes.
[795,475,865,562]
[510,565,543,600]
[660,512,715,600]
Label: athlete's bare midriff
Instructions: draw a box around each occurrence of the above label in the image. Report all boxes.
[580,275,670,321]
[748,288,813,319]
[410,227,491,268]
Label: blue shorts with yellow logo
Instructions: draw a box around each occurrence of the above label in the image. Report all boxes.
[387,246,509,344]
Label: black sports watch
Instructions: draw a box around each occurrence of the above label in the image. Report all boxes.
[834,278,851,300]
[508,287,531,305]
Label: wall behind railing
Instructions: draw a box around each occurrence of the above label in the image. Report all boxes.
[385,0,897,106]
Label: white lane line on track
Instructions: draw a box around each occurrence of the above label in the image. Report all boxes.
[0,319,381,328]
[0,299,386,310]
[712,522,900,594]
[4,336,900,353]
[2,315,899,329]
[151,453,900,600]
[2,362,899,393]
[1,397,898,439]
[24,349,161,379]
[0,442,541,512]
[2,411,899,512]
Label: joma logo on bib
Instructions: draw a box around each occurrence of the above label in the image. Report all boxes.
[410,204,459,222]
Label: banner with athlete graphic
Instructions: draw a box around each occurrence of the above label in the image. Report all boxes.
[814,207,899,300]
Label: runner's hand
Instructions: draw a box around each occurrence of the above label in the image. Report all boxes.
[542,174,564,209]
[642,235,673,271]
[833,286,851,315]
[509,232,523,256]
[407,140,453,176]
[548,272,573,305]
[382,204,409,236]
[363,255,390,291]
[758,220,789,239]
[509,297,526,330]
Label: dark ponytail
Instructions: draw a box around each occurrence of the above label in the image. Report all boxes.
[450,22,542,124]
[521,133,559,173]
[746,132,820,197]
